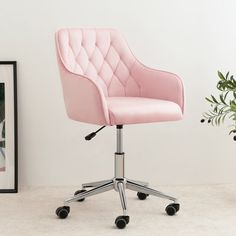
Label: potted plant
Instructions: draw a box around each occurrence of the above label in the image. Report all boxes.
[201,71,236,141]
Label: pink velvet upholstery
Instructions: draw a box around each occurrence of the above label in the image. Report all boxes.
[55,28,184,125]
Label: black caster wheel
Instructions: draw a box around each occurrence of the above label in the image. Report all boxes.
[74,189,86,202]
[115,215,130,229]
[137,192,149,200]
[56,206,70,219]
[165,203,180,216]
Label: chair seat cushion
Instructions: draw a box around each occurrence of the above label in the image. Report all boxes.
[106,97,183,125]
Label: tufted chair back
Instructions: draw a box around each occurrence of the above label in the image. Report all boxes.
[56,28,140,97]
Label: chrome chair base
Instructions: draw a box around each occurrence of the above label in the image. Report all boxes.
[64,177,178,214]
[57,176,179,229]
[56,125,180,229]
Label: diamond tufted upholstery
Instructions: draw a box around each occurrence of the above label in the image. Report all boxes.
[55,28,184,125]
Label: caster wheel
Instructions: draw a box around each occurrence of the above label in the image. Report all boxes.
[56,206,70,219]
[115,215,130,229]
[74,189,86,202]
[165,203,180,216]
[137,192,149,200]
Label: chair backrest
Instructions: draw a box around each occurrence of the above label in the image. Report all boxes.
[56,28,140,97]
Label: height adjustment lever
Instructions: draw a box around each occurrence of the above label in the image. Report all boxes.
[85,126,106,141]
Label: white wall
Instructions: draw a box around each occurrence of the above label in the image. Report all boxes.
[1,0,236,187]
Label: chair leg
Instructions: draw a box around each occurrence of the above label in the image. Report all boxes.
[82,179,112,189]
[64,181,114,204]
[126,179,148,187]
[117,182,128,215]
[114,181,130,229]
[126,180,177,202]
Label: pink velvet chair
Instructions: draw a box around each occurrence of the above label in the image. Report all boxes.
[55,28,184,229]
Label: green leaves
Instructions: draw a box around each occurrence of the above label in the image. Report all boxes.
[211,95,219,104]
[220,94,226,105]
[205,97,213,103]
[203,71,236,137]
[216,71,236,91]
[218,71,225,80]
[230,101,236,112]
[233,91,236,99]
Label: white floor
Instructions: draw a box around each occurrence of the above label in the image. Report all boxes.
[0,184,236,236]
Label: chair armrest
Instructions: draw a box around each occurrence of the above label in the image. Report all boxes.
[132,61,184,112]
[59,64,110,125]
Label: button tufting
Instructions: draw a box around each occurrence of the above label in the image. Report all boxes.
[61,29,140,97]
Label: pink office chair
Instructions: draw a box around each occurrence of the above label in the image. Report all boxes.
[55,28,184,229]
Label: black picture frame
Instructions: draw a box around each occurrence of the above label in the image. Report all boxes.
[0,61,18,193]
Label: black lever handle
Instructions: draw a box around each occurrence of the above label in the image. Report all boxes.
[84,126,106,141]
[85,132,96,140]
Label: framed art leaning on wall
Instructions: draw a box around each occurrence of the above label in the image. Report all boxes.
[0,61,17,193]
